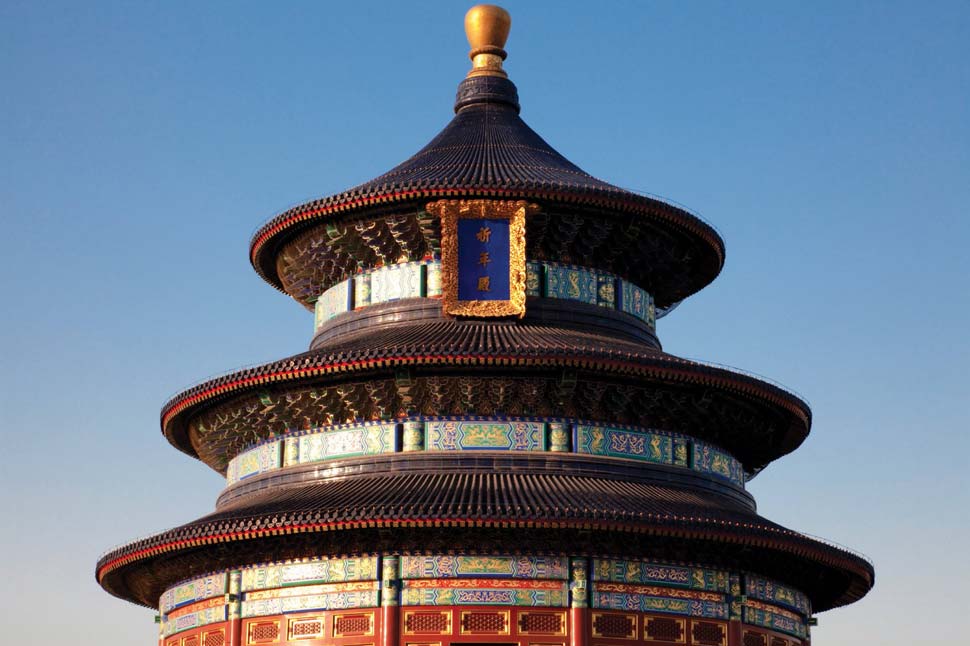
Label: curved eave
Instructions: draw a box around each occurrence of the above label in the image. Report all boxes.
[96,474,872,611]
[248,186,725,307]
[159,345,810,471]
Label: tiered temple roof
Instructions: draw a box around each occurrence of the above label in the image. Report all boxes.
[97,7,872,645]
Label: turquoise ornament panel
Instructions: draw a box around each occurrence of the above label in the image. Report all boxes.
[693,441,745,487]
[426,261,442,297]
[672,438,690,467]
[399,555,569,580]
[296,423,396,464]
[369,262,423,304]
[574,425,673,465]
[163,606,226,637]
[425,420,545,451]
[543,263,598,305]
[242,587,379,618]
[226,441,281,486]
[745,574,811,616]
[241,556,379,592]
[596,274,617,308]
[592,592,728,619]
[525,261,542,297]
[401,420,424,452]
[620,281,650,322]
[353,273,371,308]
[592,559,728,592]
[744,605,807,638]
[160,573,228,613]
[314,280,353,331]
[400,582,568,607]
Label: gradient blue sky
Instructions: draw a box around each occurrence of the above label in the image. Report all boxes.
[2,1,968,644]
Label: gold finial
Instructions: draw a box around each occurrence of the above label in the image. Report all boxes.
[464,4,511,78]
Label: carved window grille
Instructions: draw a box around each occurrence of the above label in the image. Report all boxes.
[183,636,199,646]
[203,631,225,646]
[743,632,767,646]
[460,611,509,634]
[289,618,324,640]
[248,621,280,644]
[518,611,565,635]
[592,613,636,639]
[691,621,726,646]
[404,611,451,635]
[770,638,788,646]
[334,613,373,636]
[645,616,684,643]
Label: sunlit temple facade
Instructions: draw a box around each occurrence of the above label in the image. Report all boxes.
[97,6,873,646]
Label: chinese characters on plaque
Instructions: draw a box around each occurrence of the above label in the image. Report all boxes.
[430,199,537,318]
[457,218,509,301]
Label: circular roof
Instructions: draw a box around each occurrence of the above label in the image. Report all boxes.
[96,468,872,611]
[160,319,811,473]
[250,69,724,308]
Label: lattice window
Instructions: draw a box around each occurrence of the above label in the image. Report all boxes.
[592,613,636,639]
[461,611,508,634]
[519,611,565,635]
[743,632,767,646]
[691,622,726,646]
[203,631,225,646]
[183,635,199,646]
[289,619,324,640]
[334,613,373,636]
[770,638,787,646]
[404,611,450,634]
[249,621,279,644]
[645,616,684,643]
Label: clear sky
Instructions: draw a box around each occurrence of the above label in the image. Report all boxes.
[1,1,968,644]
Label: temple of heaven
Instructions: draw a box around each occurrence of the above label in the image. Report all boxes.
[96,6,874,646]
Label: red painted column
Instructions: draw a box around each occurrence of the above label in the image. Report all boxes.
[381,556,401,646]
[569,557,589,646]
[228,570,243,646]
[382,604,400,646]
[569,607,588,646]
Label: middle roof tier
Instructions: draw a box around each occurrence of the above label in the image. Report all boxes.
[161,317,810,476]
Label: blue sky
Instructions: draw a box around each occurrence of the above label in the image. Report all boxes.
[1,1,968,643]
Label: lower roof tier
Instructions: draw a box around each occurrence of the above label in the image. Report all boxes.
[162,319,811,474]
[96,468,873,612]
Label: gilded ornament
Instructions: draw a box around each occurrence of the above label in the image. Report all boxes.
[429,199,536,318]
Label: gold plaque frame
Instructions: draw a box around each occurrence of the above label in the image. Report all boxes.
[428,199,537,318]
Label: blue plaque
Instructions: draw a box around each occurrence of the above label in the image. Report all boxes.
[456,218,510,301]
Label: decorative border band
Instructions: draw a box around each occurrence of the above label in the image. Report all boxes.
[158,556,808,638]
[223,417,745,488]
[313,259,656,334]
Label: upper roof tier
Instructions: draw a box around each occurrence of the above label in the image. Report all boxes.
[250,7,724,310]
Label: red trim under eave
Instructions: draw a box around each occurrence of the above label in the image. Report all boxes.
[96,516,871,586]
[160,353,810,437]
[248,187,725,269]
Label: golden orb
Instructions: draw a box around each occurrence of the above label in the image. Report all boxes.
[464,4,511,52]
[464,4,511,78]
